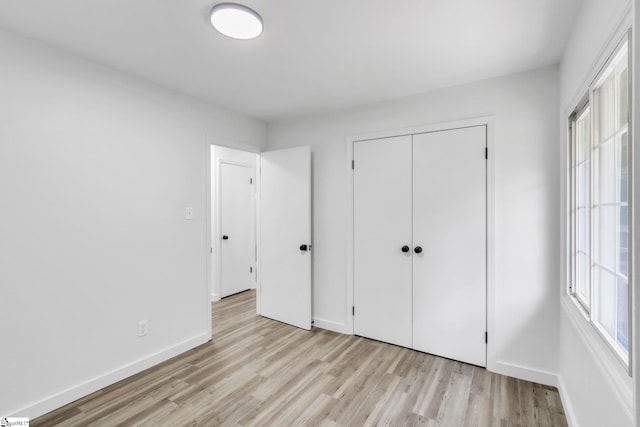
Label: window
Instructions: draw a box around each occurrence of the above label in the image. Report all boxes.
[569,38,630,366]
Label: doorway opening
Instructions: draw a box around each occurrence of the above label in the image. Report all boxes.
[211,145,258,303]
[209,143,313,335]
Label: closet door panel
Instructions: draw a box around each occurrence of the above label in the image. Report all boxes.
[412,126,487,366]
[354,136,413,348]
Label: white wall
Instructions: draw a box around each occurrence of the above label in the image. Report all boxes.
[558,1,634,426]
[267,65,561,384]
[0,29,266,418]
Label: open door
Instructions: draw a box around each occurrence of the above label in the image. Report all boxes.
[259,146,312,330]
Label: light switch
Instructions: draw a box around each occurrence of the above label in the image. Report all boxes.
[185,207,193,220]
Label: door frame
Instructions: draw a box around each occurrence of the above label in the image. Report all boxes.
[210,142,259,303]
[345,116,496,370]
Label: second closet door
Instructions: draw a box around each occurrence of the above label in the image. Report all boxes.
[412,127,486,367]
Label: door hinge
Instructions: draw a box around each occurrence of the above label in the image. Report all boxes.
[485,332,488,343]
[485,148,488,159]
[210,247,213,253]
[351,160,355,170]
[250,178,253,184]
[352,306,355,316]
[250,266,253,273]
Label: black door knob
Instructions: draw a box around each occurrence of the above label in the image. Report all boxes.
[414,246,422,254]
[222,235,229,240]
[300,244,308,251]
[401,245,410,253]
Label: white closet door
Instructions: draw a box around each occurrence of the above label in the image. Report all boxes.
[260,146,312,330]
[220,163,253,297]
[412,126,487,367]
[354,136,413,348]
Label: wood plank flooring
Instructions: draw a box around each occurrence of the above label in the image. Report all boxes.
[33,290,567,426]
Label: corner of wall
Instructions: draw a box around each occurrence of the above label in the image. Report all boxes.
[490,361,558,388]
[556,374,579,427]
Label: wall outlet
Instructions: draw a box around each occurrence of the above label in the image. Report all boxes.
[185,207,193,220]
[138,320,148,337]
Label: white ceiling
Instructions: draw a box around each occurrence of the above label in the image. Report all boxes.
[0,0,582,122]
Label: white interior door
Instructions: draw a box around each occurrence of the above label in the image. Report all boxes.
[259,146,311,330]
[412,126,487,367]
[220,162,253,297]
[354,136,413,348]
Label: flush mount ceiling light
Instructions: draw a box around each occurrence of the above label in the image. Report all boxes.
[209,3,263,40]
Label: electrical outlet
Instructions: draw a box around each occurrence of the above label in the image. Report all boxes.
[185,207,193,220]
[138,320,148,337]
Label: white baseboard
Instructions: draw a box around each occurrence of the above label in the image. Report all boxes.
[312,317,349,334]
[557,375,578,427]
[14,332,210,419]
[211,292,221,302]
[490,360,558,387]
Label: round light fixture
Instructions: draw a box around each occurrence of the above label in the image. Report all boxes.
[209,3,263,40]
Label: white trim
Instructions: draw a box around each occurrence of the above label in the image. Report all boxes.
[345,139,354,333]
[313,317,349,334]
[485,119,496,373]
[633,4,640,423]
[345,116,496,368]
[208,136,263,154]
[212,147,221,303]
[490,361,557,388]
[255,155,262,315]
[205,138,213,340]
[562,296,634,417]
[10,332,210,419]
[347,116,496,143]
[557,375,579,427]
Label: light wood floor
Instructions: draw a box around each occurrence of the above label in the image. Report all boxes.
[34,290,567,426]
